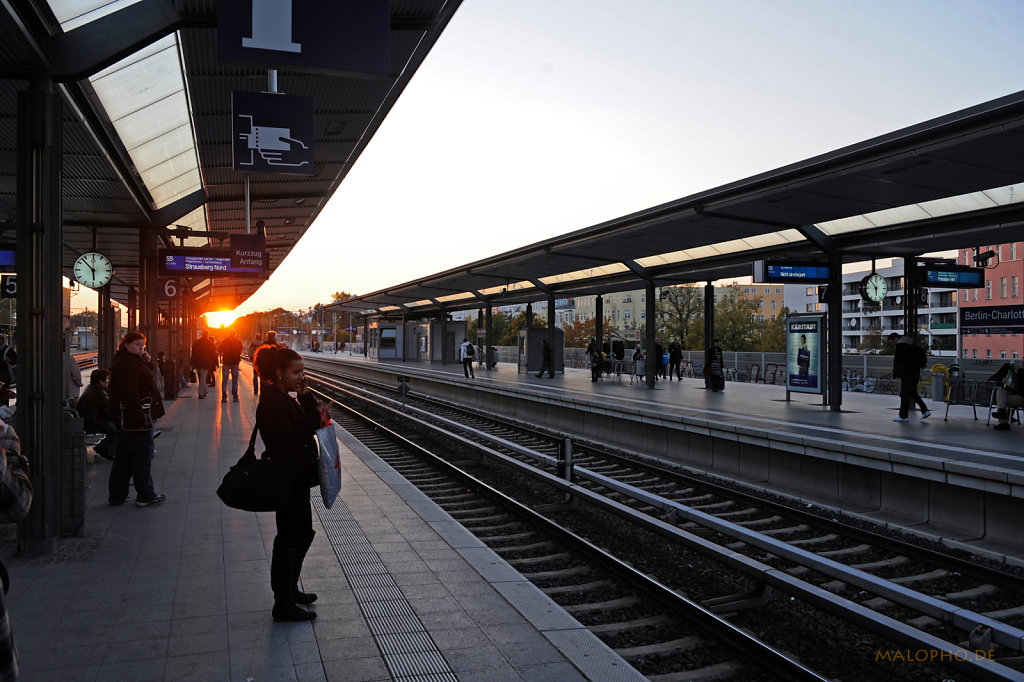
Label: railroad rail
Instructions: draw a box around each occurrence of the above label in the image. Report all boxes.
[305,362,1024,681]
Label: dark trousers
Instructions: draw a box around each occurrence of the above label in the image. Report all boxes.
[108,429,155,502]
[462,358,475,378]
[669,360,681,379]
[538,358,553,377]
[899,374,928,418]
[94,419,119,458]
[271,488,314,602]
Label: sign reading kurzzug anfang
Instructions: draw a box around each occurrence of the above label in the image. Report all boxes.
[960,305,1024,335]
[230,234,266,270]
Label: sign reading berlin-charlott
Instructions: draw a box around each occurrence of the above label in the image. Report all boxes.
[960,305,1024,335]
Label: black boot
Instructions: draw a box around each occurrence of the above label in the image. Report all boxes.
[271,546,316,621]
[293,530,318,605]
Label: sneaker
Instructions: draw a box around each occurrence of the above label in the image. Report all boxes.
[232,395,239,402]
[109,496,130,506]
[198,395,206,400]
[994,422,1012,431]
[892,416,908,422]
[920,410,931,419]
[136,494,166,507]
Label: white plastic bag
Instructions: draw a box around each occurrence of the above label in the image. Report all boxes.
[316,422,342,508]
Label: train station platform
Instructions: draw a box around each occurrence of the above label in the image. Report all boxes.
[311,353,1024,566]
[3,362,634,682]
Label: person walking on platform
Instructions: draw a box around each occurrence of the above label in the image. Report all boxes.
[190,330,217,400]
[537,339,554,378]
[253,345,326,621]
[109,332,166,507]
[459,337,475,378]
[668,339,683,381]
[890,333,930,422]
[77,369,118,460]
[218,331,243,402]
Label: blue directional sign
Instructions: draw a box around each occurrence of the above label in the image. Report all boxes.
[218,0,390,76]
[922,265,984,288]
[232,91,315,175]
[753,260,830,284]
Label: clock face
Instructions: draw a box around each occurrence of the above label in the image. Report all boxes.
[73,252,113,288]
[860,273,888,303]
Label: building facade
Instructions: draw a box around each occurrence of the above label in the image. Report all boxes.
[957,242,1024,361]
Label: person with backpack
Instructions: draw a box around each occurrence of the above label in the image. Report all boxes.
[988,363,1024,431]
[890,333,930,422]
[459,337,475,379]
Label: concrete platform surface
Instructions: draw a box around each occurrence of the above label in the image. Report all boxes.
[3,362,634,682]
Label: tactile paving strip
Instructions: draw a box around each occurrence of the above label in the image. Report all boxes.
[314,494,458,682]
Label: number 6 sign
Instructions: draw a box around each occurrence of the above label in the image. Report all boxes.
[157,278,180,301]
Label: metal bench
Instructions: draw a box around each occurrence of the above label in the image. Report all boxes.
[943,379,997,421]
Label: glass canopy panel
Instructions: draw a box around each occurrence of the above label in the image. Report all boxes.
[479,281,534,296]
[173,206,210,248]
[48,0,144,30]
[436,292,479,303]
[83,32,203,213]
[539,262,630,285]
[816,183,1024,237]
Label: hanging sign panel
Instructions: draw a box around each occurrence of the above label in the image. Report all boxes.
[218,0,390,76]
[753,260,831,284]
[786,314,824,395]
[921,264,985,288]
[230,234,266,270]
[233,91,315,175]
[158,248,265,279]
[960,305,1024,335]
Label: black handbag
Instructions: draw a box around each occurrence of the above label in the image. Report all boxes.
[217,423,285,512]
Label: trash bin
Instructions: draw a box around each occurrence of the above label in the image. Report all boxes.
[929,363,948,400]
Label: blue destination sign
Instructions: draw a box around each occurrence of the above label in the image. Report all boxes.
[753,260,830,284]
[159,248,264,279]
[922,265,984,288]
[0,249,14,270]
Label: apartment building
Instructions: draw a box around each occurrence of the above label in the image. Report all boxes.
[957,242,1024,362]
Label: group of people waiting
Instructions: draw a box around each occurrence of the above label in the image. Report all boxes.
[189,330,244,402]
[586,337,724,389]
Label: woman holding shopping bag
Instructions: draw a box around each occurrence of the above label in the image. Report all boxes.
[253,345,328,621]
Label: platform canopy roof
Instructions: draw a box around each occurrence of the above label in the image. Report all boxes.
[0,0,461,312]
[328,89,1024,319]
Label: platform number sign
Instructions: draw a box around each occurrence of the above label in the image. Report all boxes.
[157,278,181,301]
[0,275,14,299]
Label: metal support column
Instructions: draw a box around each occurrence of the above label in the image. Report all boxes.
[401,312,406,362]
[363,317,368,358]
[546,293,555,377]
[645,281,656,389]
[16,81,64,554]
[595,295,603,351]
[127,286,137,332]
[827,254,844,411]
[904,256,920,342]
[485,305,493,371]
[97,285,113,368]
[440,314,447,364]
[703,281,714,389]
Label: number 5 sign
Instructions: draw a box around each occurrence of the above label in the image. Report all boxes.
[157,278,181,301]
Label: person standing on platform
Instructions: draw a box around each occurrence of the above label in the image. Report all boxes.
[708,339,724,392]
[253,345,325,622]
[586,338,600,382]
[109,332,166,506]
[668,339,683,381]
[249,334,262,395]
[63,338,83,407]
[0,416,32,681]
[189,330,217,400]
[890,333,930,422]
[537,339,554,378]
[218,331,243,403]
[77,369,118,461]
[459,337,475,379]
[988,363,1024,431]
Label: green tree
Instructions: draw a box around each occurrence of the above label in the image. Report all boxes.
[562,316,613,348]
[657,286,704,348]
[331,290,355,302]
[713,290,761,352]
[753,307,788,352]
[498,311,545,346]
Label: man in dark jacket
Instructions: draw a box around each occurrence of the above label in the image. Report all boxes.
[77,369,118,460]
[219,331,244,402]
[891,333,930,422]
[190,331,217,400]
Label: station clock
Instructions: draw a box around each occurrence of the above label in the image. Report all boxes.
[73,252,113,288]
[859,273,887,303]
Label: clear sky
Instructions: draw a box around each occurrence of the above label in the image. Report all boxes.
[226,0,1024,315]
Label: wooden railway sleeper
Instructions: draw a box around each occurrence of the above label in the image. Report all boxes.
[701,582,774,614]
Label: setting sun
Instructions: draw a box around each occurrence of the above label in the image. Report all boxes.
[204,310,241,328]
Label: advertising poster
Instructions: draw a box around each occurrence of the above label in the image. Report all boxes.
[787,315,824,394]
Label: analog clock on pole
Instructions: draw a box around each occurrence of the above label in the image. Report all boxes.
[73,252,113,288]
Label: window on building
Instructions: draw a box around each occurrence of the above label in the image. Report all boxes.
[1013,242,1018,260]
[758,300,764,309]
[806,287,814,296]
[972,288,978,301]
[764,288,770,294]
[806,304,813,312]
[1014,276,1019,298]
[758,314,765,321]
[986,280,992,300]
[1000,350,1007,359]
[640,310,645,319]
[623,294,631,303]
[1001,277,1007,298]
[1014,351,1020,360]
[623,310,631,320]
[775,288,782,294]
[771,300,777,309]
[972,349,977,358]
[986,349,992,358]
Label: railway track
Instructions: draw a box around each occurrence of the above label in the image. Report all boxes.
[305,361,1024,680]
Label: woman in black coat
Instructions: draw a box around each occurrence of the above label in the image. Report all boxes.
[108,332,165,506]
[254,345,326,621]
